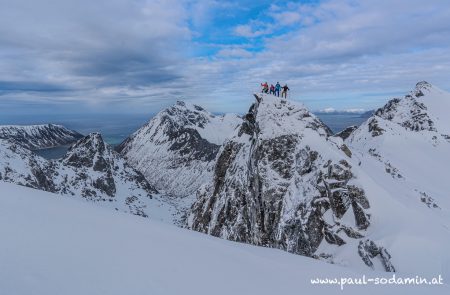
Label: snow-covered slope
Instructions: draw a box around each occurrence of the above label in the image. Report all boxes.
[187,93,450,274]
[347,81,450,213]
[118,101,241,197]
[2,182,447,295]
[0,133,175,218]
[0,124,83,149]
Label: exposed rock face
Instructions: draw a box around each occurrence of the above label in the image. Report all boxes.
[362,81,448,136]
[374,96,434,133]
[0,124,83,150]
[334,126,358,140]
[0,133,158,217]
[187,94,385,269]
[367,118,385,137]
[118,101,241,197]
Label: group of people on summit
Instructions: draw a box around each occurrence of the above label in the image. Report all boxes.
[261,82,290,98]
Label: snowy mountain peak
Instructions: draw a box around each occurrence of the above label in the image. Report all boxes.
[407,81,440,100]
[414,80,432,93]
[63,132,110,170]
[239,93,332,139]
[118,101,242,197]
[69,132,104,150]
[174,100,205,112]
[364,81,450,136]
[165,100,213,128]
[159,100,240,143]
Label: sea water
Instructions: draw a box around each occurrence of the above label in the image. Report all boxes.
[315,113,367,133]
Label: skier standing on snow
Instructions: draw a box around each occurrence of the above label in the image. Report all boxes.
[269,84,275,95]
[281,84,289,98]
[275,82,281,97]
[261,82,269,94]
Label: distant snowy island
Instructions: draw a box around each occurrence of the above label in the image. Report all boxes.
[316,107,365,114]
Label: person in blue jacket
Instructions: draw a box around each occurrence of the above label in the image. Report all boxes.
[275,82,281,97]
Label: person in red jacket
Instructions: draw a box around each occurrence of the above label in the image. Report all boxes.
[261,82,269,94]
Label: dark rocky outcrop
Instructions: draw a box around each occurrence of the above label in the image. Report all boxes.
[358,239,396,272]
[334,126,358,140]
[368,118,385,137]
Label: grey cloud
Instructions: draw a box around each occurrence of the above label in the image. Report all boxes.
[0,0,191,107]
[0,81,70,94]
[1,0,450,115]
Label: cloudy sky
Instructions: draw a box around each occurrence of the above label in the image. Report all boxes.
[1,0,450,115]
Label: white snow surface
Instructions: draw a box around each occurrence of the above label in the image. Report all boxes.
[1,181,448,295]
[255,94,331,139]
[119,100,241,197]
[196,112,242,145]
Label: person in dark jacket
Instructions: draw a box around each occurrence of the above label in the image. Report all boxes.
[281,84,289,98]
[269,84,275,95]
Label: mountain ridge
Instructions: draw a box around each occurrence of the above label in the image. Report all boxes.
[0,124,83,150]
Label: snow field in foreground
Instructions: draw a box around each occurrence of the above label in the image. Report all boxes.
[0,182,448,295]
